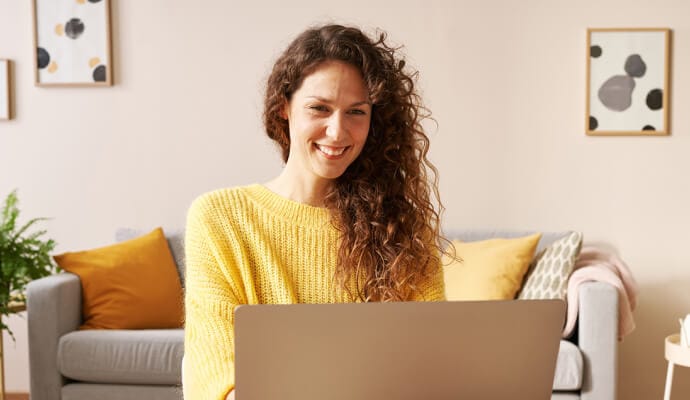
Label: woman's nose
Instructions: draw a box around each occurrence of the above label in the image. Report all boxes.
[325,112,346,139]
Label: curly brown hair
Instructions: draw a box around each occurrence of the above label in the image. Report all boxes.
[263,24,446,302]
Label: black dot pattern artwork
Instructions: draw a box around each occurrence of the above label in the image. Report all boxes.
[65,18,85,39]
[646,89,663,110]
[35,0,110,85]
[590,45,602,58]
[37,47,50,69]
[589,116,599,130]
[589,30,667,133]
[599,75,636,112]
[597,54,648,113]
[624,54,646,78]
[93,65,106,82]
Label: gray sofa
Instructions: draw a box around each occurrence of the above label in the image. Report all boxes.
[448,231,619,400]
[26,230,618,400]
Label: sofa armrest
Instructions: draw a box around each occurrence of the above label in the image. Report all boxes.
[27,272,82,400]
[578,281,618,400]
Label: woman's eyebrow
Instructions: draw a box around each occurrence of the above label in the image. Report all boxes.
[306,96,371,107]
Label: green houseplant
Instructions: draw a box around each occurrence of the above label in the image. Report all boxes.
[0,190,59,340]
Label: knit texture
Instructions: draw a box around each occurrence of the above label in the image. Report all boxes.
[182,184,445,399]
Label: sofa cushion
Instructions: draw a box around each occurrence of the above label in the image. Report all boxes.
[55,331,581,390]
[553,340,583,390]
[551,393,580,400]
[63,383,183,400]
[58,329,184,385]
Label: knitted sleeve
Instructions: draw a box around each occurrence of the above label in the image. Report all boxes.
[183,195,242,399]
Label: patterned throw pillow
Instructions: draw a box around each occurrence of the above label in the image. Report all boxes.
[518,231,583,300]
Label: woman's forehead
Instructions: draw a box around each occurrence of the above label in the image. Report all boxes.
[293,61,369,101]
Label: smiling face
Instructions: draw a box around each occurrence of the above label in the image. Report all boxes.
[283,60,372,187]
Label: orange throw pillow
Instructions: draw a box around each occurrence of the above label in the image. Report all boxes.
[54,227,183,330]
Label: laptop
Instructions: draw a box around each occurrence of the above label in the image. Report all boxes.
[234,299,565,400]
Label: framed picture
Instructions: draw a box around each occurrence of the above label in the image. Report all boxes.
[586,28,670,136]
[0,59,10,120]
[31,0,113,86]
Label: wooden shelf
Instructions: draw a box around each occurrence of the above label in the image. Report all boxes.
[6,302,26,313]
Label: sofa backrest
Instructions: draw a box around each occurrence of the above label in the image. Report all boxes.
[114,228,571,290]
[444,230,571,255]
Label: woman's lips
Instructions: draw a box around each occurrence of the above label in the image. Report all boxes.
[315,143,349,159]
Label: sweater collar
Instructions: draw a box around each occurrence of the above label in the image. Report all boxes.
[244,184,332,229]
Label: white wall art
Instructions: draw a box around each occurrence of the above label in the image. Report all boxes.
[586,28,670,136]
[32,0,112,86]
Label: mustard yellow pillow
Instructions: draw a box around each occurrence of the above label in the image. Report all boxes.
[54,227,183,330]
[443,233,542,301]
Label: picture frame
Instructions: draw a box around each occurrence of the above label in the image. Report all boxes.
[31,0,113,86]
[0,59,10,120]
[586,28,671,136]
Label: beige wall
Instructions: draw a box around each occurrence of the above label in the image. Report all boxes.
[2,0,689,398]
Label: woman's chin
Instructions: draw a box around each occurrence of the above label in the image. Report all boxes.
[313,167,348,181]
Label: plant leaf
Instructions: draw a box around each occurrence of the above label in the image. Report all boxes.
[0,189,58,338]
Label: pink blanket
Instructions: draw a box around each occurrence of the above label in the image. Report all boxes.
[563,246,638,340]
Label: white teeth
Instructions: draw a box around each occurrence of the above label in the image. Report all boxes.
[316,144,346,156]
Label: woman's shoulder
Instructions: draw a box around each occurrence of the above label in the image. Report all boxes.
[190,184,253,204]
[187,184,262,218]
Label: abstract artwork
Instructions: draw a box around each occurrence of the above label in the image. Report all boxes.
[586,28,670,136]
[32,0,112,86]
[0,60,10,120]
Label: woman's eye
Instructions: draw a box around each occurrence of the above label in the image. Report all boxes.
[349,109,366,115]
[309,105,328,112]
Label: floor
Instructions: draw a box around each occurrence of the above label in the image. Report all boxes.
[6,394,29,400]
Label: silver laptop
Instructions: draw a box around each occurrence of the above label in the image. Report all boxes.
[235,300,565,400]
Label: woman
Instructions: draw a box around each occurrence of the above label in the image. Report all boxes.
[183,24,447,400]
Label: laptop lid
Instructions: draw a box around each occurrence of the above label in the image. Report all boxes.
[235,299,565,400]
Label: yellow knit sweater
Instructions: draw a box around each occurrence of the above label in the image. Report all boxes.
[182,184,445,399]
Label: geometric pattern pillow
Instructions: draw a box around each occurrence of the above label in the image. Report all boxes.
[518,231,583,300]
